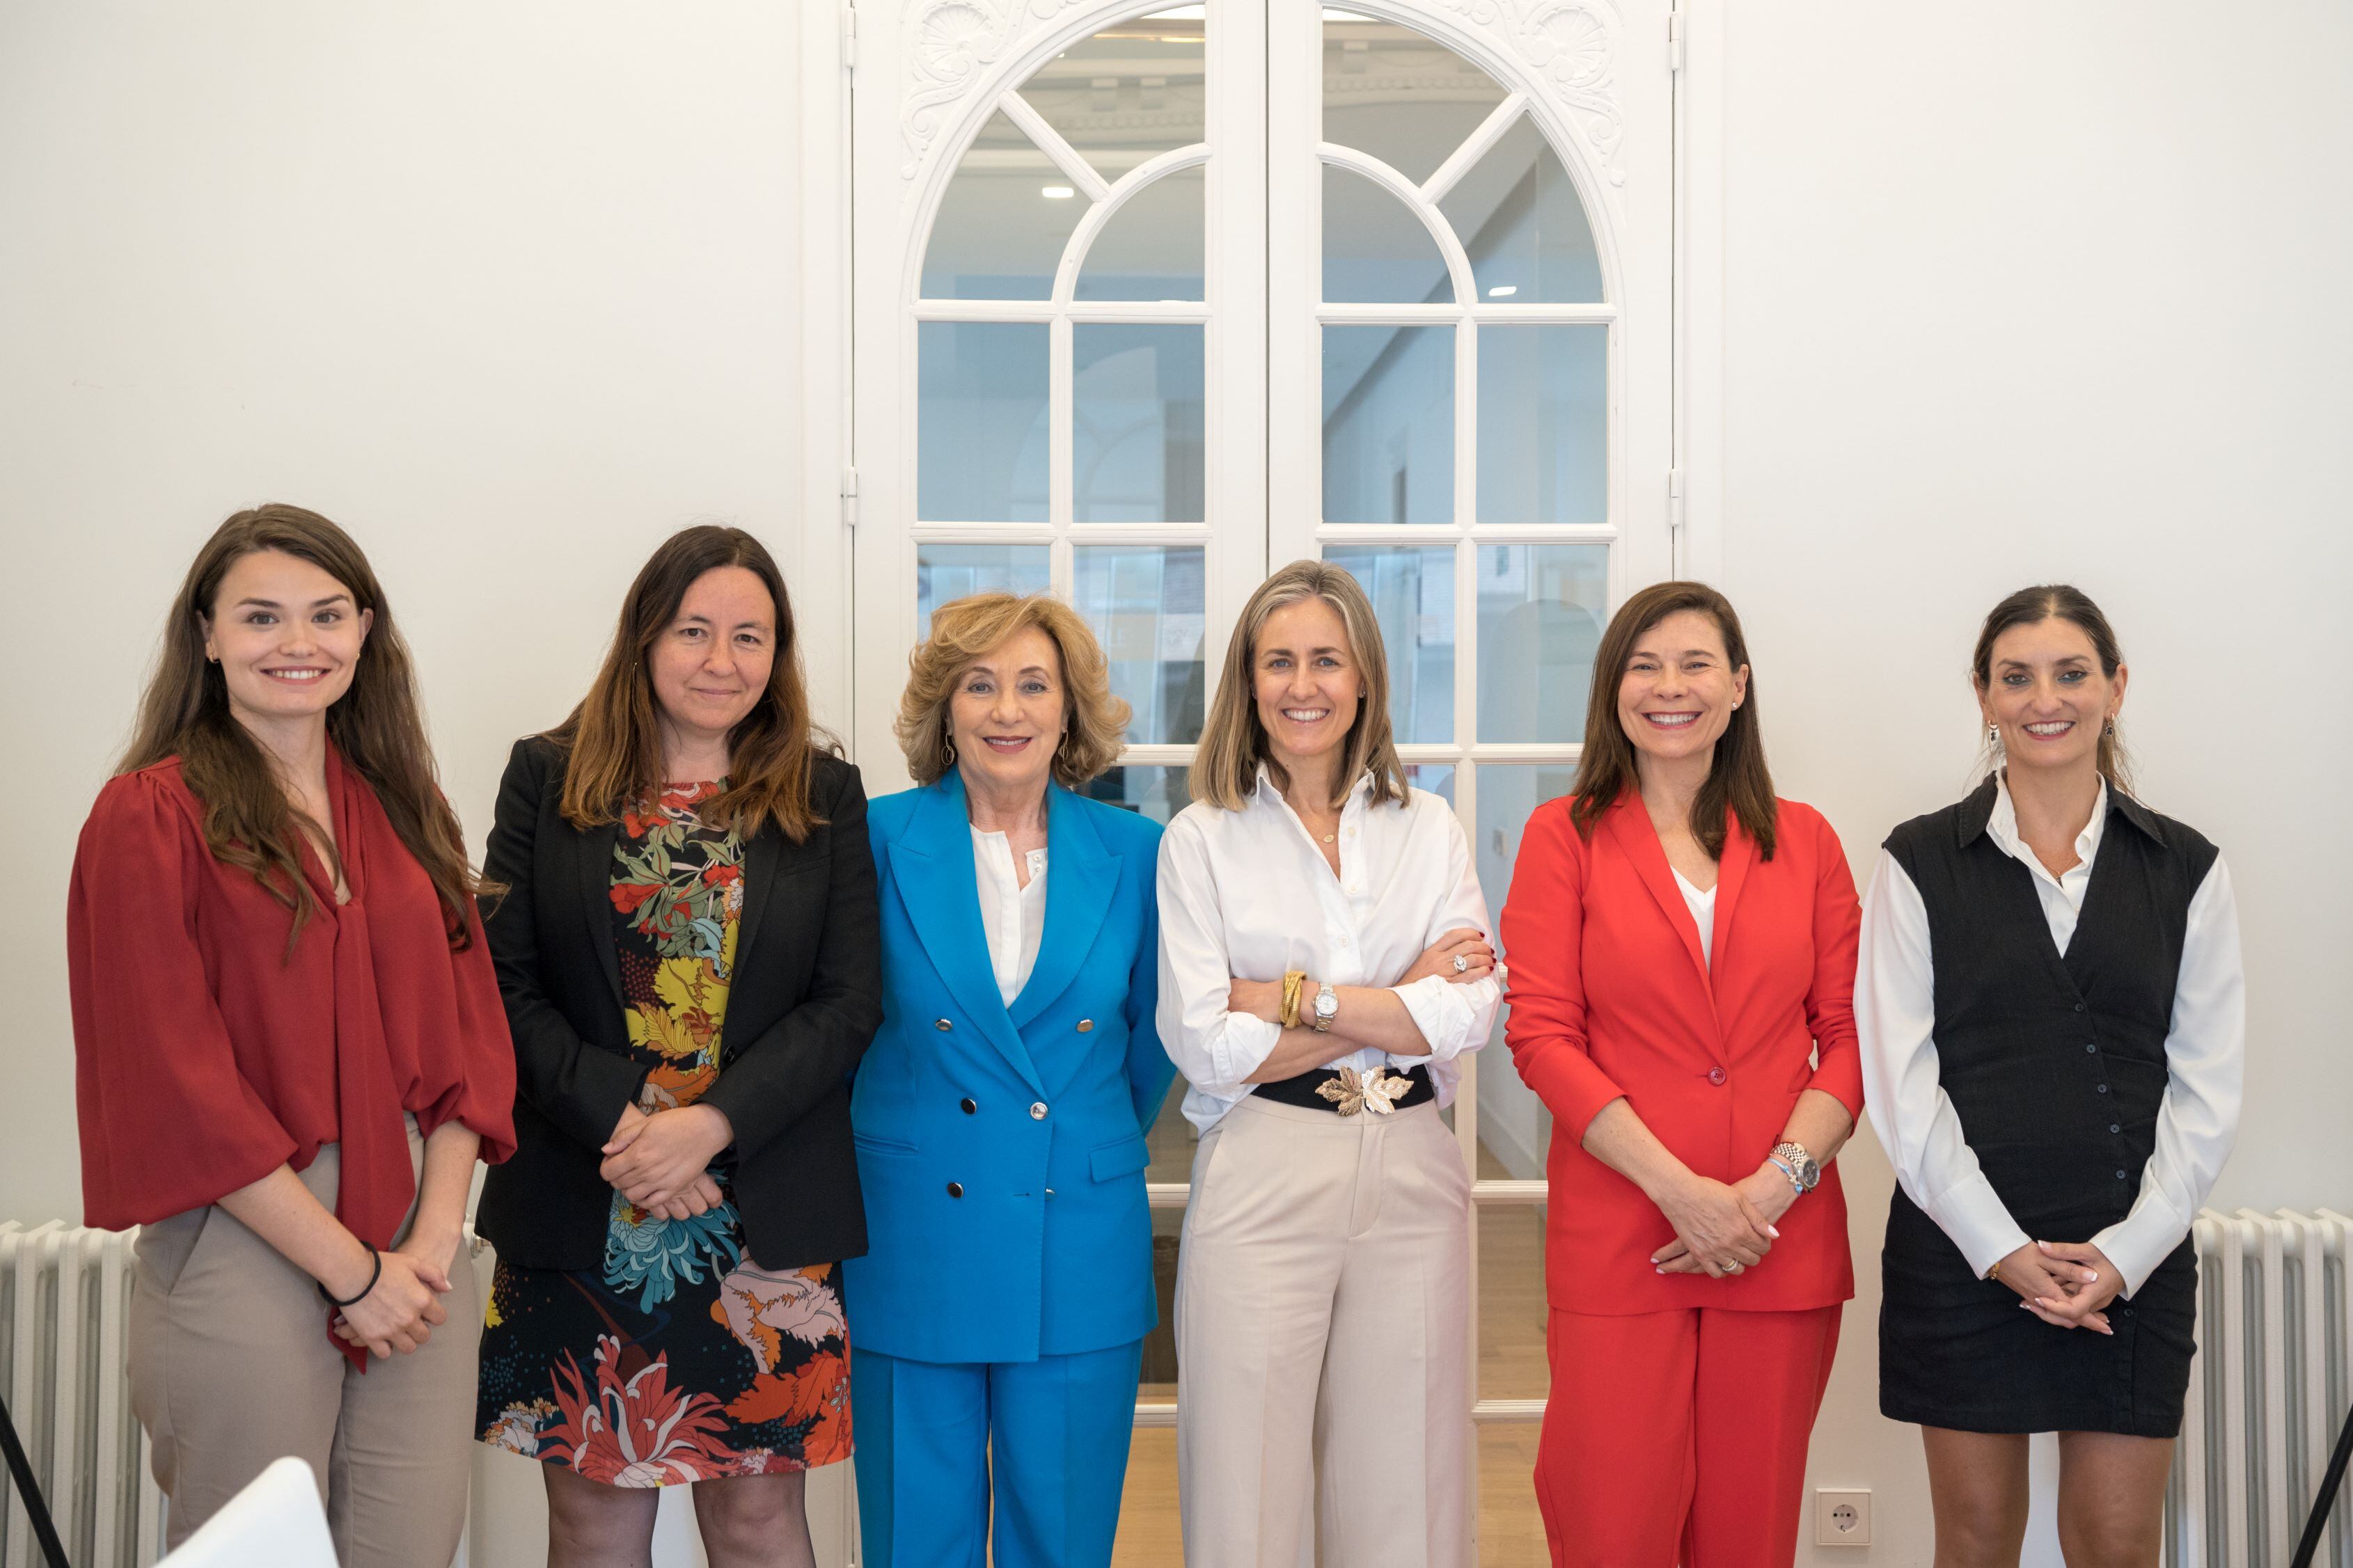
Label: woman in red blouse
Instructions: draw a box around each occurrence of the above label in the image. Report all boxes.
[68,504,516,1567]
[1500,582,1863,1567]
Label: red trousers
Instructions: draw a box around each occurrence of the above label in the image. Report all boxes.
[1535,1304,1842,1568]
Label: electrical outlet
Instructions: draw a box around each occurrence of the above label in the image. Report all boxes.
[1814,1489,1871,1546]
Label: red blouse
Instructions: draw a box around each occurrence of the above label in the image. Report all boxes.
[69,750,517,1252]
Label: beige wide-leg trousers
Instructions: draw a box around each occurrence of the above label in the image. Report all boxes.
[128,1117,481,1567]
[1175,1095,1472,1568]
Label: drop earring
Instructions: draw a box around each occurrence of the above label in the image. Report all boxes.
[1988,722,2001,747]
[2103,717,2116,736]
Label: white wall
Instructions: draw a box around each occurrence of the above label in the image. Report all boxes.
[1685,3,2353,1561]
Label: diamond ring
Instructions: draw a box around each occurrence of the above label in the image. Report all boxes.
[1453,953,1469,973]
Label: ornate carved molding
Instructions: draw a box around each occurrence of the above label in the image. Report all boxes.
[900,0,1096,184]
[1430,0,1626,187]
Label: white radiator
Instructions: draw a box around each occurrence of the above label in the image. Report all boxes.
[2173,1209,2353,1568]
[0,1220,163,1568]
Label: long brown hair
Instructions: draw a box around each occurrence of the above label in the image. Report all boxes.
[1568,580,1778,860]
[1190,559,1409,812]
[120,503,489,945]
[1971,583,2135,795]
[552,525,832,840]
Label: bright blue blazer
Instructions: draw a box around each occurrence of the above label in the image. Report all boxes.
[844,774,1172,1365]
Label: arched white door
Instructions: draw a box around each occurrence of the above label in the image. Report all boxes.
[851,1,1670,1554]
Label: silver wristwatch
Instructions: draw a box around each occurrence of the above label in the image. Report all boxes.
[1311,983,1339,1034]
[1768,1141,1820,1195]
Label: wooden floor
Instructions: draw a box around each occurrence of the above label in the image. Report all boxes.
[1110,1110,1555,1565]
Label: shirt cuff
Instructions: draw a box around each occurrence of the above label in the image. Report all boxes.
[1206,1013,1282,1095]
[1926,1169,2033,1280]
[1391,974,1470,1063]
[2091,1202,2192,1300]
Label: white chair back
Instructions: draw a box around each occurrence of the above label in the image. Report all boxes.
[158,1455,339,1567]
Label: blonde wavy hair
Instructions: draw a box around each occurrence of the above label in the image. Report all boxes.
[1190,559,1408,812]
[895,592,1131,788]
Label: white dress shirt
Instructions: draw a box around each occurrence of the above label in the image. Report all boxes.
[1857,775,2245,1297]
[1672,869,1717,968]
[971,825,1048,1006]
[1156,768,1503,1134]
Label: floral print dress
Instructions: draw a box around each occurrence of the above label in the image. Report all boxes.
[477,782,852,1484]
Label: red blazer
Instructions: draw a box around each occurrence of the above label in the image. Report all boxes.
[1500,793,1862,1314]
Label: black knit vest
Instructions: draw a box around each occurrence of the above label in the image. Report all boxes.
[1883,778,2217,1244]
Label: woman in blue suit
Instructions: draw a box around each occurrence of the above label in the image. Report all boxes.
[849,592,1172,1568]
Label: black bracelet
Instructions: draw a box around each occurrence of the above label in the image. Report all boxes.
[317,1242,381,1309]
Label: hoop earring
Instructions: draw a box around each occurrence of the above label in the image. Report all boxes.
[943,734,957,768]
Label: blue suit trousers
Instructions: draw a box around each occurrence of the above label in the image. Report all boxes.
[851,1338,1144,1568]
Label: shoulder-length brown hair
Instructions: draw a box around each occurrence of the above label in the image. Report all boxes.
[551,525,832,841]
[895,592,1128,788]
[1190,559,1409,813]
[120,503,489,946]
[1568,580,1779,860]
[1971,583,2135,796]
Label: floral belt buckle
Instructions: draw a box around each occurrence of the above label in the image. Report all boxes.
[1316,1064,1412,1117]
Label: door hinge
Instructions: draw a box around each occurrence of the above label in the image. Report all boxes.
[842,3,859,73]
[1667,467,1685,531]
[1667,10,1684,73]
[840,466,860,528]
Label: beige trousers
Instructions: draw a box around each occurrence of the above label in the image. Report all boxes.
[1174,1095,1472,1568]
[129,1117,482,1567]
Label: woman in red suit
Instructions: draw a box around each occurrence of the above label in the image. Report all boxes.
[1501,581,1863,1568]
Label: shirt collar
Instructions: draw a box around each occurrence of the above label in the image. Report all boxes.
[1252,762,1374,812]
[1978,771,2108,873]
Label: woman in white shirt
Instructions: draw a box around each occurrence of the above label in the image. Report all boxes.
[1857,584,2243,1568]
[1158,559,1500,1567]
[849,593,1174,1567]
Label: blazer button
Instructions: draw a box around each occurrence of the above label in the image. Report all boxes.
[1030,1102,1048,1120]
[946,1181,964,1198]
[960,1098,977,1114]
[1045,1188,1057,1200]
[1076,1019,1094,1032]
[1707,1067,1726,1086]
[935,1018,953,1031]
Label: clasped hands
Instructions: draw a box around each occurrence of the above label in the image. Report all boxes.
[1992,1238,2122,1334]
[603,1102,734,1221]
[1225,927,1497,1022]
[330,1228,458,1360]
[1650,1160,1791,1278]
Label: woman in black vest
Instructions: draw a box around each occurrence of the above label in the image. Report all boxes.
[1857,585,2243,1568]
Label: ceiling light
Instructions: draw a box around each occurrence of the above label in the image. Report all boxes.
[1043,185,1076,199]
[1488,285,1518,297]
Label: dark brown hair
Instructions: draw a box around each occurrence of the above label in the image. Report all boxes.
[1971,583,2134,795]
[120,503,488,945]
[551,525,832,840]
[1568,580,1778,860]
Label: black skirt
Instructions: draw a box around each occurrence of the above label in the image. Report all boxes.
[1878,1191,2196,1438]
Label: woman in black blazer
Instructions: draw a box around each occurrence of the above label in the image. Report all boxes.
[473,526,882,1568]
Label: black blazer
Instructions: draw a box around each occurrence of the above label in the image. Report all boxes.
[474,735,884,1272]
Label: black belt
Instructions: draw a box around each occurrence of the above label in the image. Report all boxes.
[1252,1063,1436,1115]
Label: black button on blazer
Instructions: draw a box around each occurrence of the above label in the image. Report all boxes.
[473,735,885,1273]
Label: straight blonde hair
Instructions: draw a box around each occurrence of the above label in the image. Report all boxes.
[1190,559,1408,812]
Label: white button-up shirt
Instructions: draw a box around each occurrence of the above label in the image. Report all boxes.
[971,826,1048,1006]
[1156,767,1502,1134]
[1857,775,2245,1296]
